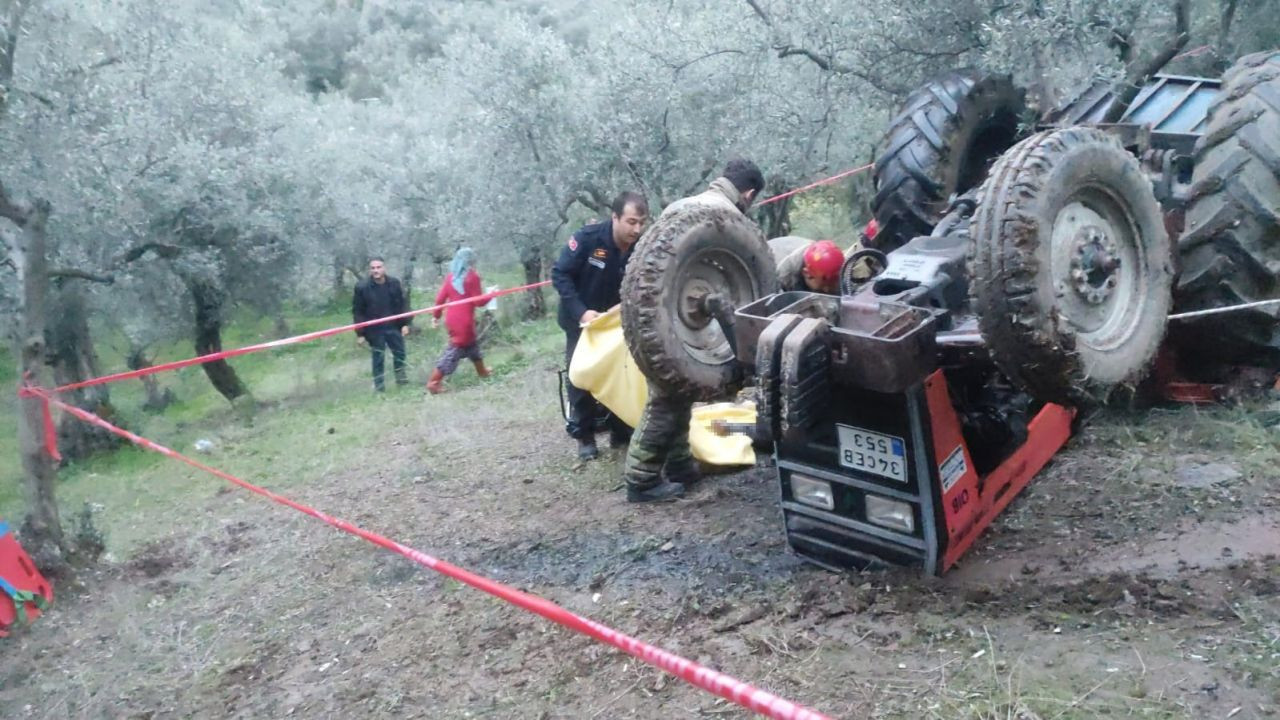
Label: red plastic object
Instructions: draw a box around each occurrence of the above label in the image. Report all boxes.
[0,522,54,637]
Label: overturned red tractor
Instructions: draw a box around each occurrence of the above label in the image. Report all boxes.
[621,52,1280,574]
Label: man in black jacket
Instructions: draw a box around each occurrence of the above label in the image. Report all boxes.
[552,191,648,460]
[352,257,411,391]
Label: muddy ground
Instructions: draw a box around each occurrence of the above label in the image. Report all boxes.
[1,363,1278,719]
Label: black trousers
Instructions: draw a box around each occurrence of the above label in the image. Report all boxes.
[564,326,631,440]
[367,326,407,389]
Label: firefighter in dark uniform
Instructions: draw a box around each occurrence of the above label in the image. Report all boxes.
[552,191,649,460]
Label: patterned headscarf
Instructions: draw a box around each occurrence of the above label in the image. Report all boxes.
[450,247,476,293]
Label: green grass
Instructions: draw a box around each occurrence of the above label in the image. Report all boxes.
[1085,403,1280,482]
[0,350,20,513]
[0,275,562,552]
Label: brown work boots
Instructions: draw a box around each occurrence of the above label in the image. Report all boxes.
[426,360,491,395]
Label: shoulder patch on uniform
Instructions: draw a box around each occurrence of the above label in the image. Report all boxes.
[567,237,578,251]
[592,248,608,259]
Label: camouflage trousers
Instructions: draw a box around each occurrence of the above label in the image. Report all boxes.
[623,384,694,491]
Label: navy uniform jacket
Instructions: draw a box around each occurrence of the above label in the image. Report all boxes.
[551,220,631,331]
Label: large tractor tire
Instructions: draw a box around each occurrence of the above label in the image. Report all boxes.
[970,127,1174,405]
[1176,50,1280,366]
[621,206,777,400]
[872,70,1026,251]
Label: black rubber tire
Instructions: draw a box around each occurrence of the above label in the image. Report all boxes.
[970,127,1174,405]
[1175,50,1280,366]
[872,70,1026,251]
[621,206,778,400]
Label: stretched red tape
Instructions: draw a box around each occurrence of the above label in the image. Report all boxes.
[30,388,833,720]
[53,281,553,394]
[757,163,875,207]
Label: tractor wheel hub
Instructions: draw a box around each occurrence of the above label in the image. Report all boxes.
[1069,226,1121,305]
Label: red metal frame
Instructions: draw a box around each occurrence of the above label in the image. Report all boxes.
[1151,346,1224,404]
[921,372,1075,572]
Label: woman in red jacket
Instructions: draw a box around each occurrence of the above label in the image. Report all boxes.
[428,247,490,394]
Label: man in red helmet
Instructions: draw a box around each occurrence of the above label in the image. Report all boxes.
[770,237,848,294]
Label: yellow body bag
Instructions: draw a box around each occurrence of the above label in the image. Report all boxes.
[567,309,755,466]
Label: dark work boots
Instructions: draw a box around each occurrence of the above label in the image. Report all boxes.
[626,481,685,503]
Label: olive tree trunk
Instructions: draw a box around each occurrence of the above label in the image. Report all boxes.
[127,343,175,411]
[2,190,67,565]
[187,276,249,402]
[48,284,122,459]
[520,244,546,320]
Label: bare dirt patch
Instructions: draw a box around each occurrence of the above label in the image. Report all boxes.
[2,368,1278,719]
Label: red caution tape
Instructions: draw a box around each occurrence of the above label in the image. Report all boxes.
[41,398,60,463]
[757,163,875,207]
[17,376,61,462]
[30,389,834,720]
[53,281,553,394]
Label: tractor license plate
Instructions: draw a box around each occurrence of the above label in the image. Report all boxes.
[837,425,907,482]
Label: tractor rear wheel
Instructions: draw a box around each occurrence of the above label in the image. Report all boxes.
[1175,50,1280,367]
[970,127,1174,405]
[621,206,777,400]
[872,70,1026,251]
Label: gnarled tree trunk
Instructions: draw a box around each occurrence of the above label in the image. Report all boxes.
[48,284,122,459]
[520,244,545,320]
[127,342,174,411]
[402,248,418,309]
[5,193,67,567]
[187,276,249,403]
[758,196,792,239]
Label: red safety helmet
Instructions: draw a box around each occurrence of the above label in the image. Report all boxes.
[802,240,843,282]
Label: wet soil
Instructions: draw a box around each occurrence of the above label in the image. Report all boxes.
[2,367,1277,719]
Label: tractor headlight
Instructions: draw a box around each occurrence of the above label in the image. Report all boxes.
[865,494,914,533]
[790,474,834,511]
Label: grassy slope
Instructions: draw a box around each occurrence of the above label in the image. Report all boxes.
[0,270,561,553]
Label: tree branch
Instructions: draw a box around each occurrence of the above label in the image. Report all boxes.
[776,45,850,73]
[880,34,977,61]
[0,0,31,89]
[12,86,53,108]
[68,56,122,78]
[1217,0,1240,64]
[523,128,568,222]
[1103,0,1191,123]
[117,241,183,264]
[670,49,745,76]
[744,0,771,25]
[48,268,115,284]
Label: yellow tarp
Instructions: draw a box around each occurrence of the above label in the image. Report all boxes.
[568,308,755,466]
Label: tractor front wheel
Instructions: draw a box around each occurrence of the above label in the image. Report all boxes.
[970,127,1174,405]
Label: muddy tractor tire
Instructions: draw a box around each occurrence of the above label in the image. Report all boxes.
[621,206,777,400]
[1175,50,1280,366]
[872,70,1026,251]
[970,127,1174,405]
